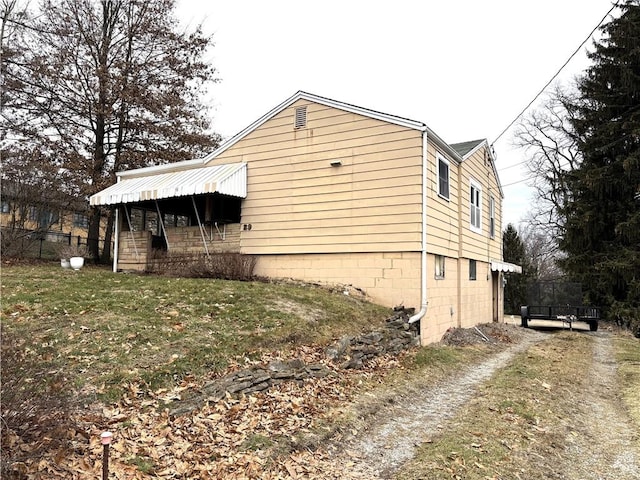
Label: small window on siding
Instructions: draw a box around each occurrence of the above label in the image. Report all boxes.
[469,259,477,280]
[73,212,89,228]
[470,179,482,233]
[435,255,445,279]
[437,155,450,199]
[294,106,307,129]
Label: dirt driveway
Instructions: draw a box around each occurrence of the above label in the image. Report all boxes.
[322,326,640,479]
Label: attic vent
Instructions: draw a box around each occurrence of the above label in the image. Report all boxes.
[294,106,307,129]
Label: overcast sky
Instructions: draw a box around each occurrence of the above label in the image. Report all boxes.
[176,0,618,228]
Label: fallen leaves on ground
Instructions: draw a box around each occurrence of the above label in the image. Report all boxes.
[5,350,404,479]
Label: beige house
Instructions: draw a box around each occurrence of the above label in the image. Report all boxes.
[91,91,521,344]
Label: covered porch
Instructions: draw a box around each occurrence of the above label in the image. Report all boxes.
[90,162,247,272]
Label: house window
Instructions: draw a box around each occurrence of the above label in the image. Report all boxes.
[469,259,477,280]
[46,210,59,226]
[73,212,89,228]
[1,201,9,213]
[470,180,482,233]
[435,254,445,279]
[489,196,495,239]
[294,106,307,129]
[437,155,450,199]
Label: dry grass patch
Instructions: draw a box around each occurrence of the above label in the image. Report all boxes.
[1,264,390,403]
[613,334,640,443]
[395,332,594,480]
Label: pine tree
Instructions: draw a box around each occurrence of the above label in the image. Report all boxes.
[560,0,640,333]
[503,224,537,314]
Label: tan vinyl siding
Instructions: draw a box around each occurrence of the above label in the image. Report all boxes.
[426,145,460,257]
[207,100,424,255]
[459,145,503,261]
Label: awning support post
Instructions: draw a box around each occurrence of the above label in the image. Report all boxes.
[155,200,170,252]
[123,205,140,260]
[191,196,210,258]
[113,207,119,272]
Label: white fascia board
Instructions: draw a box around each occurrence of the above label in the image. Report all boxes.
[426,126,464,163]
[461,139,487,161]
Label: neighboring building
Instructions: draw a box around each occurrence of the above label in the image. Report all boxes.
[1,180,108,256]
[90,91,521,344]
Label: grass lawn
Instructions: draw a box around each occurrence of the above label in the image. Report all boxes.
[1,263,391,402]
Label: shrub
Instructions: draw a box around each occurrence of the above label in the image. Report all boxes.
[151,252,257,280]
[0,228,39,259]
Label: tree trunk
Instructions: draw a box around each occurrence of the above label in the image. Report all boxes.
[100,209,114,264]
[87,206,102,261]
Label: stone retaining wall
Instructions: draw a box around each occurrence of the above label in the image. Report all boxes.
[170,307,419,417]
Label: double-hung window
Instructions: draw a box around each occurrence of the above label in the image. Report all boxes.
[470,180,482,233]
[437,155,450,200]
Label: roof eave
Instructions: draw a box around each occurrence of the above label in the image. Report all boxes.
[460,139,504,198]
[426,126,463,163]
[203,90,458,164]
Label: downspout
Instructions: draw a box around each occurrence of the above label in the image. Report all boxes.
[409,128,429,325]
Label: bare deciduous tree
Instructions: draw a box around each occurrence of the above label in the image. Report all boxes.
[513,86,583,239]
[1,0,220,261]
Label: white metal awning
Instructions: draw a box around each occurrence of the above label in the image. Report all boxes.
[490,260,522,274]
[90,162,247,206]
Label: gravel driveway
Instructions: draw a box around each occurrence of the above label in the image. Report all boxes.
[324,327,640,479]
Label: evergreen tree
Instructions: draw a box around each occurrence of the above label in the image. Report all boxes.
[560,0,640,333]
[503,224,537,314]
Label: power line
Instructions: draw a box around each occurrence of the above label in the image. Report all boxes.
[490,1,620,147]
[501,176,536,188]
[496,157,529,172]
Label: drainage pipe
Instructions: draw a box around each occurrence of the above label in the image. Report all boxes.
[409,128,429,325]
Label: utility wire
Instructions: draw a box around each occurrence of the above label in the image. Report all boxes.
[490,1,620,147]
[497,157,529,171]
[501,176,536,188]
